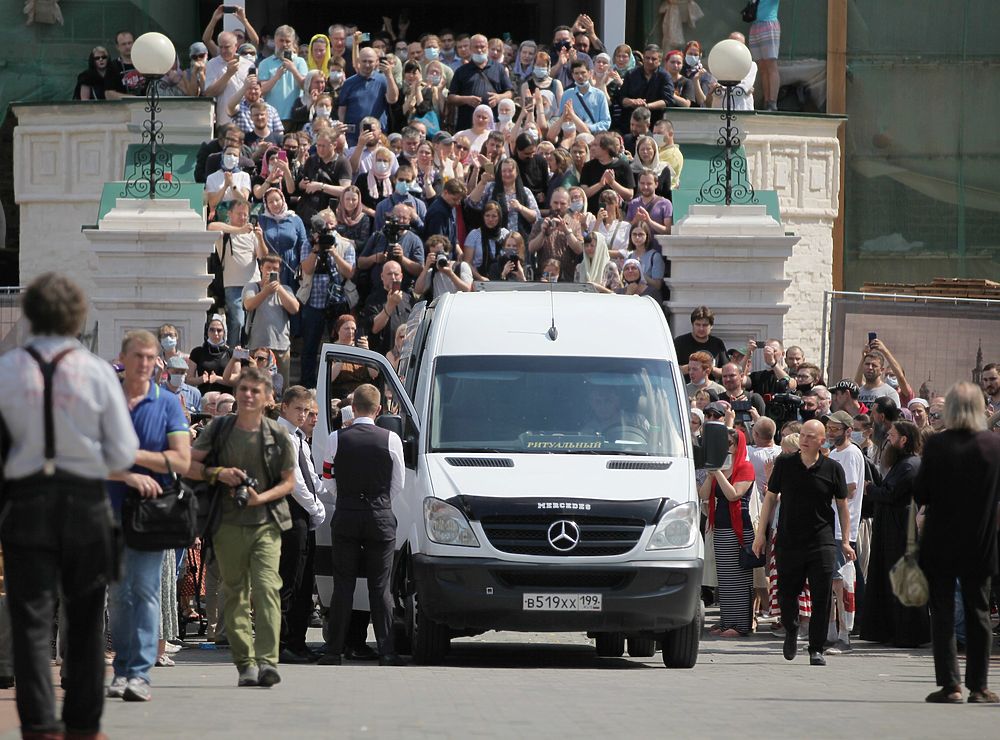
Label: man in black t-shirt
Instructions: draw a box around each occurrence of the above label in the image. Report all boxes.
[673,305,727,378]
[579,134,635,214]
[747,338,797,418]
[752,419,855,666]
[105,31,146,98]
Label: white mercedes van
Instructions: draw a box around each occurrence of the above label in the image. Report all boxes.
[313,284,726,667]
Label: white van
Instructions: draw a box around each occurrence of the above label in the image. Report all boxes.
[313,284,726,667]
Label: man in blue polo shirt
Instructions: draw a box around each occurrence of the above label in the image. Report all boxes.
[256,25,308,121]
[338,46,399,147]
[107,330,191,703]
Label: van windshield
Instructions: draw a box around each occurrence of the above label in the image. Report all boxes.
[429,355,687,456]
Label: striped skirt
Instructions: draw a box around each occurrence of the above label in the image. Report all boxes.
[713,527,754,633]
[767,528,812,618]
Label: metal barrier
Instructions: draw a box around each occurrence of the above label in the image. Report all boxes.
[822,291,1000,399]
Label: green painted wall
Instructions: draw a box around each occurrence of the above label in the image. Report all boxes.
[0,0,199,123]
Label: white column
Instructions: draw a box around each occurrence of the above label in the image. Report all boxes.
[601,0,627,50]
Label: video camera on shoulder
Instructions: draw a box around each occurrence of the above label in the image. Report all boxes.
[382,215,409,246]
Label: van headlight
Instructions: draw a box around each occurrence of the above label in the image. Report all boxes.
[424,498,480,547]
[646,501,698,550]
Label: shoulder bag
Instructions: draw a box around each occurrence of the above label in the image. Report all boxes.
[889,499,929,607]
[122,454,199,551]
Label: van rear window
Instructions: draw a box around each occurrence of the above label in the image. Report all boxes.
[429,356,686,457]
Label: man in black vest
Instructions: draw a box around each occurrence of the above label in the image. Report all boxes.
[319,383,406,666]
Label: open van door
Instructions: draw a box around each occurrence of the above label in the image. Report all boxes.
[311,342,421,624]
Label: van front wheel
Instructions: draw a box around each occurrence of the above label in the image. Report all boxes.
[409,591,450,664]
[661,602,702,668]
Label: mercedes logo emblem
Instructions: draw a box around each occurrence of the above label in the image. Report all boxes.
[547,520,581,552]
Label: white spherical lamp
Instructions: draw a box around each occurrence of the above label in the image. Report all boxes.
[131,32,176,76]
[707,39,752,84]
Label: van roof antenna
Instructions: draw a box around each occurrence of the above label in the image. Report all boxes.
[546,283,558,341]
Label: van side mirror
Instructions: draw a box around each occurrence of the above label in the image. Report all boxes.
[376,413,418,467]
[694,422,729,470]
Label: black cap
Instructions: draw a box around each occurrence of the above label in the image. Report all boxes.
[831,379,859,398]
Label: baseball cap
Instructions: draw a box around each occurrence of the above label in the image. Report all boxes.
[727,346,747,359]
[907,397,929,409]
[166,355,188,371]
[824,410,854,428]
[189,41,209,58]
[703,401,728,418]
[831,379,859,397]
[238,42,257,57]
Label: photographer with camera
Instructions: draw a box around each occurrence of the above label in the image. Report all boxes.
[357,202,424,293]
[497,232,530,281]
[242,253,299,391]
[299,212,357,389]
[188,367,297,689]
[746,338,798,418]
[360,261,413,356]
[413,234,473,299]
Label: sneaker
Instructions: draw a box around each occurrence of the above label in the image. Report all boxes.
[106,676,127,699]
[155,654,175,667]
[809,651,827,666]
[257,664,281,688]
[122,677,151,702]
[237,665,259,687]
[164,642,182,654]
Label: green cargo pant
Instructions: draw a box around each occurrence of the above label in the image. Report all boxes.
[213,521,283,669]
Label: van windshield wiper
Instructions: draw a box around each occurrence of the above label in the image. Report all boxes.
[432,447,512,454]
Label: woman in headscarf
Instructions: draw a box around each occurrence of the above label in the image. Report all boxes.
[624,222,665,301]
[594,189,631,264]
[511,40,538,91]
[334,185,371,251]
[456,105,495,158]
[252,146,296,202]
[188,314,233,395]
[463,201,511,281]
[258,187,308,286]
[467,158,540,240]
[614,258,655,297]
[591,52,616,102]
[354,145,395,216]
[307,34,332,77]
[575,230,611,286]
[700,427,756,637]
[630,134,672,200]
[291,70,329,128]
[413,141,442,200]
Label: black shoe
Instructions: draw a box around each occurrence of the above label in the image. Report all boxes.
[378,653,406,666]
[783,629,797,661]
[344,645,379,661]
[316,653,342,666]
[279,648,313,664]
[0,676,14,689]
[809,651,827,666]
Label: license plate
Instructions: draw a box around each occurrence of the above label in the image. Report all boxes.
[522,593,603,611]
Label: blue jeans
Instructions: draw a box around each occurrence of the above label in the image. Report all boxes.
[224,286,246,347]
[109,547,164,682]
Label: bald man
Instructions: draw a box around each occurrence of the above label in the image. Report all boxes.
[753,419,854,666]
[205,30,254,124]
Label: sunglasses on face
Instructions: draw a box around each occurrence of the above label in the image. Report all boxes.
[929,412,942,420]
[252,355,269,363]
[704,411,723,419]
[455,144,470,151]
[93,55,108,60]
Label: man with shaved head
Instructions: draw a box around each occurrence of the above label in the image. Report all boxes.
[752,418,855,667]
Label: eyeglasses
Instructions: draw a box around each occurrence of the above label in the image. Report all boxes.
[252,355,269,363]
[93,55,108,60]
[455,144,470,151]
[928,412,942,420]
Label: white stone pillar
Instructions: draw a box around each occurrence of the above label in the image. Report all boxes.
[83,199,217,361]
[660,204,799,365]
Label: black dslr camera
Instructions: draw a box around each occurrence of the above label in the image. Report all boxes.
[233,475,259,509]
[382,215,409,247]
[769,393,803,426]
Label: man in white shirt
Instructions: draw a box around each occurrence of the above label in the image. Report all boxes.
[825,410,866,653]
[204,31,253,125]
[276,386,327,664]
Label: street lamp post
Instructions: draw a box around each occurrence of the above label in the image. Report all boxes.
[122,32,181,199]
[696,39,756,207]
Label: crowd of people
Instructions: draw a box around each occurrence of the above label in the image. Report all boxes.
[68,9,792,392]
[679,304,1000,698]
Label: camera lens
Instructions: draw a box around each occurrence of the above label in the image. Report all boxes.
[436,254,449,270]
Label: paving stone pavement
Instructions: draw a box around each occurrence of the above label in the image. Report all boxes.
[3,620,999,739]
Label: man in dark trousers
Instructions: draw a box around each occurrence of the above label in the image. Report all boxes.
[0,273,139,739]
[914,381,1000,704]
[752,418,855,666]
[319,383,406,666]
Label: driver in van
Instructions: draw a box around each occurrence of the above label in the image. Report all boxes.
[581,385,650,444]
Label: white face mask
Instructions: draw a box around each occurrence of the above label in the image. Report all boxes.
[373,161,391,176]
[651,133,665,146]
[851,431,865,445]
[222,154,239,170]
[167,373,185,389]
[498,113,513,125]
[424,47,440,61]
[427,74,442,85]
[569,200,584,212]
[685,54,701,67]
[330,71,344,83]
[315,106,331,117]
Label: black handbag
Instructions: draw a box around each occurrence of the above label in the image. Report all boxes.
[738,543,766,570]
[122,457,199,551]
[741,0,760,23]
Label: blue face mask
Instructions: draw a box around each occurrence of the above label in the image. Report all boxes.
[533,66,548,79]
[424,47,440,61]
[471,52,488,66]
[394,180,411,196]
